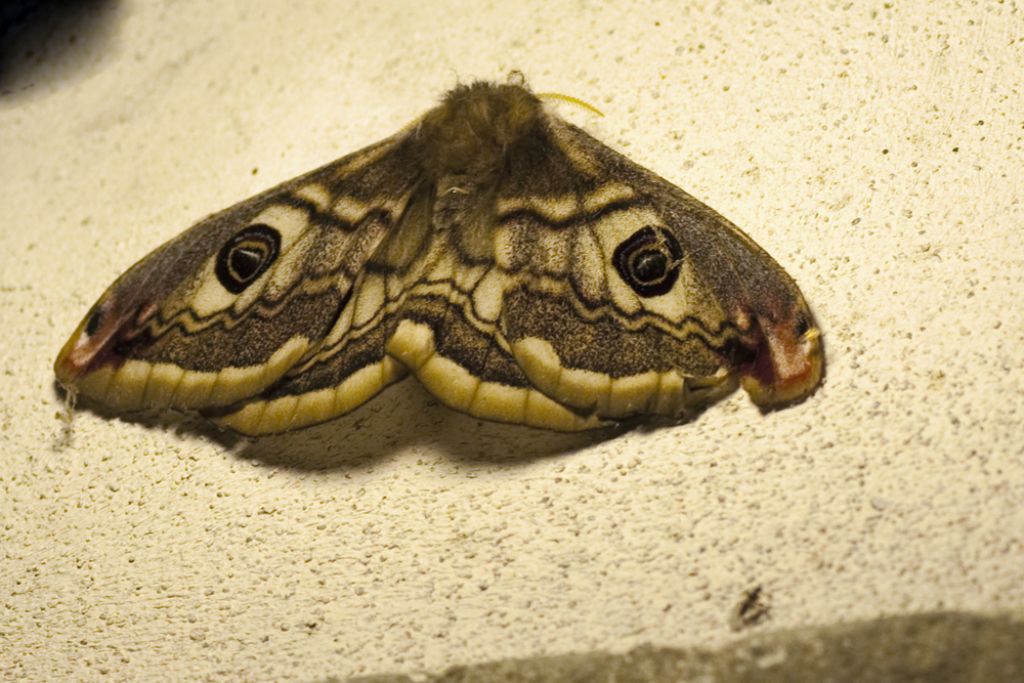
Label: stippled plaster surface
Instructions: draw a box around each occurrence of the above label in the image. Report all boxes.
[2,1,1022,680]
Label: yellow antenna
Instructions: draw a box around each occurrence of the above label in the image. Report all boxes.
[537,91,605,117]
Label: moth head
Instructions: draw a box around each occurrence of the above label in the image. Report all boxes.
[418,79,545,179]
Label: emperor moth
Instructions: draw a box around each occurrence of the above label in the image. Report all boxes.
[54,77,823,435]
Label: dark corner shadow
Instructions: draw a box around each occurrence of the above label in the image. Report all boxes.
[0,0,121,97]
[336,611,1024,683]
[54,377,641,472]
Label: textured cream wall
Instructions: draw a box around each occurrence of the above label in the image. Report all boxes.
[2,0,1022,680]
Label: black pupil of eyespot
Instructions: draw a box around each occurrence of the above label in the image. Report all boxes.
[215,224,281,294]
[633,250,668,283]
[612,226,683,297]
[230,245,265,281]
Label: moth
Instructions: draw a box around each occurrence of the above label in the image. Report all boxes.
[54,77,823,436]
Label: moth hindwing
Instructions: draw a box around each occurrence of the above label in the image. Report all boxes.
[55,79,823,435]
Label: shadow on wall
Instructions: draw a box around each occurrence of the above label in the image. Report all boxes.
[0,0,120,97]
[55,376,630,471]
[229,378,624,471]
